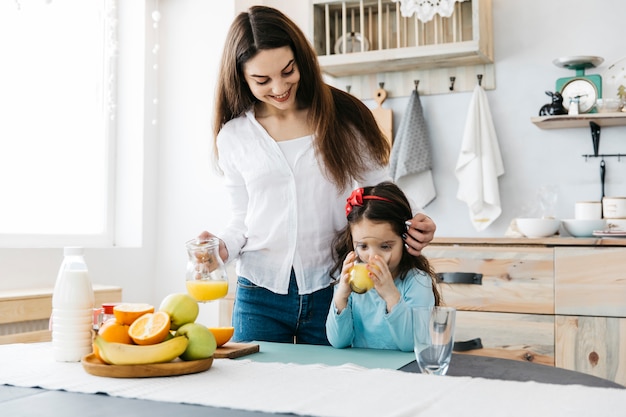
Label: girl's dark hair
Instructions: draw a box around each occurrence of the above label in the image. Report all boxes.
[331,182,441,305]
[213,6,390,190]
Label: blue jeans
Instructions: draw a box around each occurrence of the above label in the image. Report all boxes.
[231,270,332,345]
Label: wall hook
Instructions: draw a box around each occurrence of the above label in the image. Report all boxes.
[414,80,420,91]
[346,85,351,94]
[449,76,456,91]
[379,82,385,89]
[477,74,483,86]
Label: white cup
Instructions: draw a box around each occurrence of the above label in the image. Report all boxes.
[602,197,626,219]
[575,201,602,220]
[412,306,456,376]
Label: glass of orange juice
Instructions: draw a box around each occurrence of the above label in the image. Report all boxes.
[185,238,229,302]
[348,248,374,294]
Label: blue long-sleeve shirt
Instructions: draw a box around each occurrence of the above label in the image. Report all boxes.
[325,269,435,352]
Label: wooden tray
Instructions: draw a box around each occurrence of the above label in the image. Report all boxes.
[81,353,213,378]
[214,342,260,359]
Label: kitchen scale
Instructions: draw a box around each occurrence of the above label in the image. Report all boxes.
[553,55,603,113]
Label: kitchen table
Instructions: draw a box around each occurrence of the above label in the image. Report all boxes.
[0,342,624,417]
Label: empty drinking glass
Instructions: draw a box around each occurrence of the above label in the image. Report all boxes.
[412,306,456,375]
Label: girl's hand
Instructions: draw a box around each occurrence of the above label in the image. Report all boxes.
[404,214,436,256]
[333,252,356,313]
[368,255,400,312]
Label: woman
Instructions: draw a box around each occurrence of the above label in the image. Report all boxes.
[198,6,436,345]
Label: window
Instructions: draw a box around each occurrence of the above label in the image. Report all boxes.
[0,0,117,246]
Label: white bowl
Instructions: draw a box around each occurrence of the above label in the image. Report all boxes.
[562,219,607,237]
[516,218,560,238]
[595,98,623,113]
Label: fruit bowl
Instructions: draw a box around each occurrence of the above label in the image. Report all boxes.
[516,218,560,238]
[81,353,213,378]
[562,219,607,237]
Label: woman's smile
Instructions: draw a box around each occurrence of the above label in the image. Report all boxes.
[270,88,292,103]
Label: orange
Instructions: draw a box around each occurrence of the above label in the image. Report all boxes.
[207,326,234,347]
[113,303,155,326]
[94,318,132,361]
[128,311,171,345]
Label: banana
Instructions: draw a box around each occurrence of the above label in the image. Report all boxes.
[94,335,189,365]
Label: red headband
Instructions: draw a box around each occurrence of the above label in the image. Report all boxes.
[345,188,393,216]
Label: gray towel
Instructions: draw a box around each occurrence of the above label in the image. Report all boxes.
[389,90,436,208]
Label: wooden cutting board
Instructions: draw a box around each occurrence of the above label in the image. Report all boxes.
[371,87,393,146]
[214,342,260,359]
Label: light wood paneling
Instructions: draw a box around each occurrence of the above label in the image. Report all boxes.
[555,247,626,317]
[556,315,626,386]
[455,310,554,365]
[424,246,554,314]
[0,285,122,344]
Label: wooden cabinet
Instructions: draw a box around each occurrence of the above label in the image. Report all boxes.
[424,245,556,366]
[554,247,626,385]
[310,0,494,82]
[308,0,495,99]
[424,239,626,385]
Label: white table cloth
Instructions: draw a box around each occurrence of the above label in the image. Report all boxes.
[1,343,625,417]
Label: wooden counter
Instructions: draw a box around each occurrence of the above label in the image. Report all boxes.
[432,236,626,247]
[423,238,626,385]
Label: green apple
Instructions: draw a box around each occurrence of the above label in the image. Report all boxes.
[175,322,217,361]
[159,293,199,330]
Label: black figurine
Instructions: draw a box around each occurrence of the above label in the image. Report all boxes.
[539,91,566,116]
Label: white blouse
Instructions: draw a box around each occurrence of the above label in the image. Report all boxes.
[216,110,390,295]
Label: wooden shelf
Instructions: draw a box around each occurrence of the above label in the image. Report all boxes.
[531,113,626,129]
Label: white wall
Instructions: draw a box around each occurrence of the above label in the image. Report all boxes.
[2,1,625,320]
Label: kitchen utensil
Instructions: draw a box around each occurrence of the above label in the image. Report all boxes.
[371,85,393,146]
[595,98,623,113]
[602,56,626,105]
[516,218,560,238]
[602,196,626,218]
[334,32,369,54]
[185,238,229,303]
[600,159,606,199]
[561,219,606,237]
[213,342,260,359]
[553,56,603,113]
[575,201,602,220]
[413,306,456,376]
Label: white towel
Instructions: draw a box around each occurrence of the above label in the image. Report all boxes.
[455,84,505,231]
[389,90,436,208]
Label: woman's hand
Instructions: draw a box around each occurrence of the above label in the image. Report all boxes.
[404,213,436,256]
[197,231,229,263]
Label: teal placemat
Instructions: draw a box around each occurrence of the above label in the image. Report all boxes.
[240,341,416,370]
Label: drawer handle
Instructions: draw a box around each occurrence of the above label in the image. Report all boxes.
[453,338,483,352]
[437,272,482,285]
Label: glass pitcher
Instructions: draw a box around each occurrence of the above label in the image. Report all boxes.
[185,237,229,303]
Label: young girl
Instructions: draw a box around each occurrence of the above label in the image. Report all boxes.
[326,182,442,351]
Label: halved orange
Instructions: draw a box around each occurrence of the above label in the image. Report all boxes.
[113,303,155,326]
[128,311,171,345]
[208,326,234,347]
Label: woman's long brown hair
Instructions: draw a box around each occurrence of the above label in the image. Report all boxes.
[213,6,390,190]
